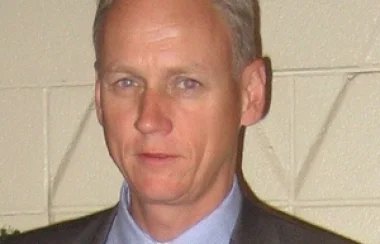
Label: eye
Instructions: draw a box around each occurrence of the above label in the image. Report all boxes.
[176,78,201,90]
[104,75,143,97]
[116,78,138,88]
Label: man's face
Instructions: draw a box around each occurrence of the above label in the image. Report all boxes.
[95,0,261,205]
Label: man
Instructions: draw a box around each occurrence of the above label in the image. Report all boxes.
[5,0,358,243]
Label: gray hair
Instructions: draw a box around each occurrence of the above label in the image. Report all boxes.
[93,0,260,75]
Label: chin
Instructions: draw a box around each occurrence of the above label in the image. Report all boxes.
[134,181,189,204]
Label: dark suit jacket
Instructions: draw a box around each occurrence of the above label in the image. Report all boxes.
[4,195,359,244]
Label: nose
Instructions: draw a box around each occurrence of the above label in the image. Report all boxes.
[134,89,173,135]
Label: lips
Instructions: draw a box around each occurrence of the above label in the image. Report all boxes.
[137,152,181,164]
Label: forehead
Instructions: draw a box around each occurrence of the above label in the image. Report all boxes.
[97,0,233,76]
[105,0,223,29]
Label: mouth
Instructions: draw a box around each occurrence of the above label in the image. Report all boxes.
[137,152,181,164]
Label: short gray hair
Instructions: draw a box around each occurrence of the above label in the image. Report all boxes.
[93,0,260,75]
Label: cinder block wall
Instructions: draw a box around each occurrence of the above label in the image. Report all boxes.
[1,1,379,243]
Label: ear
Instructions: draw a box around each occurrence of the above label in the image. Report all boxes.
[240,58,267,126]
[95,74,104,126]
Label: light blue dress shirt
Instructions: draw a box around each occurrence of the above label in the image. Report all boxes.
[106,177,242,244]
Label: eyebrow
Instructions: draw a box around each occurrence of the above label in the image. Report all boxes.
[100,62,209,79]
[103,63,140,74]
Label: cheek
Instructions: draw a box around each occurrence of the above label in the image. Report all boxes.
[102,92,137,129]
[179,96,241,160]
[101,97,137,158]
[104,106,130,136]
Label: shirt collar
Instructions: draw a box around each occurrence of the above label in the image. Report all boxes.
[108,177,242,244]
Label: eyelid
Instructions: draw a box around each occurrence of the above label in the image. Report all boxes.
[116,77,140,87]
[101,72,141,86]
[174,76,202,89]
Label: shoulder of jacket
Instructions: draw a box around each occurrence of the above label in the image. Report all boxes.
[3,206,117,244]
[235,196,359,244]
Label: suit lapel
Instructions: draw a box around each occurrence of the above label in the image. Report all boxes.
[229,196,281,244]
[90,206,118,244]
[64,205,118,244]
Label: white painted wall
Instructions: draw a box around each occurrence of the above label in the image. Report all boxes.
[1,1,379,243]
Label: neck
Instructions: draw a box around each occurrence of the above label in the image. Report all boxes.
[129,173,235,242]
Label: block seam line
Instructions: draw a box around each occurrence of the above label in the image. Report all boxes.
[50,98,95,203]
[252,123,289,192]
[294,76,354,198]
[359,10,380,63]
